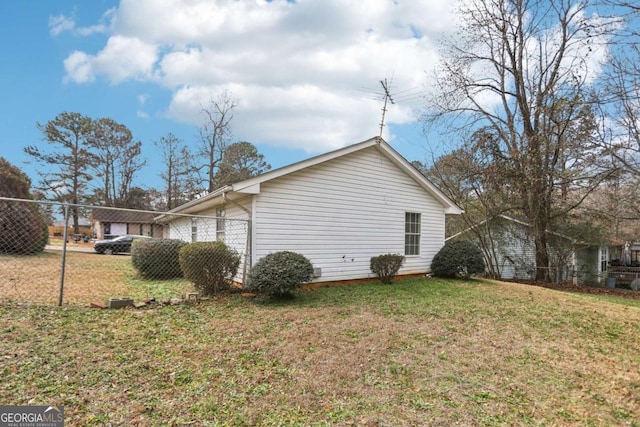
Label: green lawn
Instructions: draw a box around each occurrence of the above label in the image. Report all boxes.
[1,277,639,426]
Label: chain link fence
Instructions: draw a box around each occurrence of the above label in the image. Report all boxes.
[0,197,250,306]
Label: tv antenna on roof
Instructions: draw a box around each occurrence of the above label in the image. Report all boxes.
[357,75,422,137]
[379,78,395,137]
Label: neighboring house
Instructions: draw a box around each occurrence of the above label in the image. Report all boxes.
[447,214,606,285]
[91,208,165,239]
[157,137,463,284]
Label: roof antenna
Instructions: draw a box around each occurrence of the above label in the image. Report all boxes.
[379,78,395,137]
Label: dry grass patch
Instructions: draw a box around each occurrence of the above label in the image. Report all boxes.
[1,278,639,426]
[0,250,194,304]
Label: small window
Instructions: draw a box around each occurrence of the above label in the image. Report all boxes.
[216,208,226,241]
[405,212,421,256]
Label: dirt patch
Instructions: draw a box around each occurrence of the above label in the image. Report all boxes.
[505,279,640,300]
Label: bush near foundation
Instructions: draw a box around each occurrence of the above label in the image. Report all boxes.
[431,240,485,279]
[131,238,187,279]
[370,253,405,284]
[178,241,241,295]
[245,251,314,297]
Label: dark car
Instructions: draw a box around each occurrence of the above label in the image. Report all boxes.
[93,235,152,255]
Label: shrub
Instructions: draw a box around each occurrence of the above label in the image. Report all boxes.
[0,201,48,255]
[245,251,314,297]
[431,240,485,279]
[131,238,187,280]
[178,241,241,295]
[0,158,48,255]
[370,253,405,284]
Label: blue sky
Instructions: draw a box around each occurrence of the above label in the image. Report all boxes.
[1,0,451,192]
[0,0,619,194]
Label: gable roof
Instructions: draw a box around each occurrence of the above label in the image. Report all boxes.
[92,207,157,224]
[445,214,525,242]
[163,136,463,216]
[445,214,587,245]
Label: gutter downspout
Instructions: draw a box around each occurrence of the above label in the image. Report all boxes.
[223,192,253,285]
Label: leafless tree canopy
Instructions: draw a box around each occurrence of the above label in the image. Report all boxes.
[154,133,199,210]
[197,91,238,193]
[425,0,616,280]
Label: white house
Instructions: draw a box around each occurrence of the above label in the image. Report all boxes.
[446,214,607,285]
[91,208,165,239]
[158,137,462,284]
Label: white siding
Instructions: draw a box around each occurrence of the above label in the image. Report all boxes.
[168,217,193,243]
[110,223,127,235]
[253,146,447,282]
[494,228,536,280]
[168,202,251,283]
[469,219,576,281]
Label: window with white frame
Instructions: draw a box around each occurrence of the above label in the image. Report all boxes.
[405,212,421,256]
[216,208,226,241]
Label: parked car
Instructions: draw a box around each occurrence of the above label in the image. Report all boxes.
[94,235,152,255]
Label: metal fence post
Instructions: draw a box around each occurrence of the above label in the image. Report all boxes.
[58,203,70,306]
[243,220,252,283]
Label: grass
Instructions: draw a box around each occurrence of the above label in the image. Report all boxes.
[0,250,195,304]
[1,277,639,426]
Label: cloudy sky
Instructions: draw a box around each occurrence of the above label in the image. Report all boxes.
[1,0,618,193]
[1,0,463,190]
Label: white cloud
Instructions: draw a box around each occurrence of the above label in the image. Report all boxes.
[62,0,457,152]
[75,24,107,37]
[137,94,149,105]
[64,36,157,84]
[49,14,75,37]
[49,8,114,37]
[63,51,95,83]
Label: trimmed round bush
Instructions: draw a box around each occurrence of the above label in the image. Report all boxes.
[245,251,314,297]
[0,201,48,255]
[431,240,485,279]
[370,253,405,284]
[131,238,187,279]
[178,241,241,295]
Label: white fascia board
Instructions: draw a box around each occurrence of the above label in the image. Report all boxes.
[155,186,231,219]
[233,183,260,194]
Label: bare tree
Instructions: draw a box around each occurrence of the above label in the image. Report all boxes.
[155,133,197,209]
[598,1,640,173]
[417,139,515,279]
[115,139,146,207]
[424,0,614,281]
[197,91,238,192]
